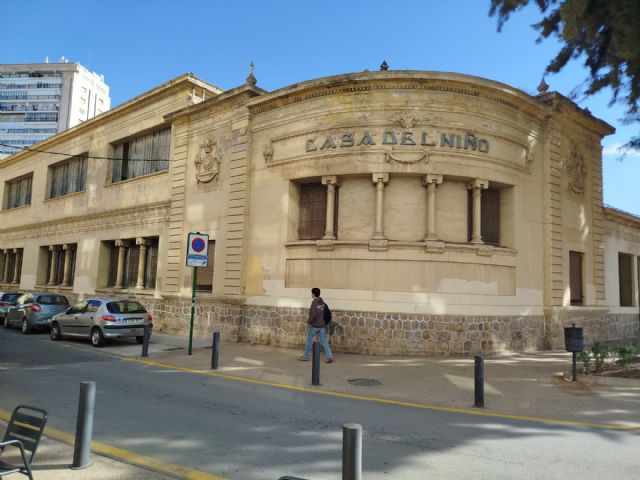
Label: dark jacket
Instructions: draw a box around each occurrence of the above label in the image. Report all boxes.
[308,297,326,328]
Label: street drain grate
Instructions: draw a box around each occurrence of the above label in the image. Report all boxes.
[348,378,382,387]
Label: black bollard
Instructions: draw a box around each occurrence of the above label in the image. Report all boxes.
[141,324,150,358]
[71,381,96,469]
[474,356,484,408]
[211,331,220,370]
[311,341,320,386]
[342,423,362,480]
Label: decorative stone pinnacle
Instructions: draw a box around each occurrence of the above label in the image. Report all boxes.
[246,61,257,86]
[537,77,549,94]
[380,60,389,71]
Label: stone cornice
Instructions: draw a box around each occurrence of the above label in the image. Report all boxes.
[247,71,550,119]
[537,92,615,137]
[604,205,640,230]
[0,201,170,241]
[165,84,266,122]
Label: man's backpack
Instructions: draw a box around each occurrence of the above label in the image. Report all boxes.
[323,303,332,326]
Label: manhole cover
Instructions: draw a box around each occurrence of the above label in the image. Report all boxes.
[348,378,382,387]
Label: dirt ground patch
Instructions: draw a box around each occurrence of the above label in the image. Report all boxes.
[593,358,640,379]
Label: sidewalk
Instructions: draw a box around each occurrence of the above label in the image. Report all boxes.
[11,333,640,479]
[0,419,175,480]
[143,333,640,429]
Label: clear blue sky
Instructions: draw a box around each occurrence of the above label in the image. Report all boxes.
[2,0,637,214]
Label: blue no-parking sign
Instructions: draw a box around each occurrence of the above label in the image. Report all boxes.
[186,232,209,267]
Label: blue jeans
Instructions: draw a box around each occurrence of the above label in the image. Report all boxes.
[303,326,333,359]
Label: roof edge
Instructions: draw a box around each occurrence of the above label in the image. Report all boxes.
[1,73,222,164]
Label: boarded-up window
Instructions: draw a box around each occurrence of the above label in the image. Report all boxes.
[468,188,500,245]
[570,251,584,305]
[619,253,633,307]
[196,240,215,292]
[299,183,327,240]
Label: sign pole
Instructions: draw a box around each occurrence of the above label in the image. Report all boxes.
[185,231,208,356]
[188,266,197,355]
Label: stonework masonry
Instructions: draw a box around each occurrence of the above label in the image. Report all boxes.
[141,297,635,356]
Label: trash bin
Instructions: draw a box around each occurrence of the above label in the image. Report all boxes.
[564,324,584,352]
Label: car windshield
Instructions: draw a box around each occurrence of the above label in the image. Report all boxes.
[106,301,147,314]
[1,293,20,303]
[37,295,68,305]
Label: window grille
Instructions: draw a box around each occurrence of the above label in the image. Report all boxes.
[299,183,331,240]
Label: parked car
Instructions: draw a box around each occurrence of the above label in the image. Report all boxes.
[0,291,23,325]
[4,292,69,334]
[50,298,153,347]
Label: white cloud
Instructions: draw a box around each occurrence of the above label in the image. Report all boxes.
[602,143,640,158]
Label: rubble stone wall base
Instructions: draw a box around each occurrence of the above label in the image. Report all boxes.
[36,292,639,355]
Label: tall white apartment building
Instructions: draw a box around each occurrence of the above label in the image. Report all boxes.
[0,60,110,158]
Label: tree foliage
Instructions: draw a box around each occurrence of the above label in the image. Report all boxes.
[490,0,640,150]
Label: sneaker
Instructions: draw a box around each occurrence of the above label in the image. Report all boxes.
[297,356,309,361]
[326,358,334,364]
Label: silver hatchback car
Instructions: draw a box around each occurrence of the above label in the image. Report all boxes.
[50,297,153,347]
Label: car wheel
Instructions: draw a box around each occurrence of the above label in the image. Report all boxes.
[90,327,105,347]
[50,322,62,341]
[21,318,32,335]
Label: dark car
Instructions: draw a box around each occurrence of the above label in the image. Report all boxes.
[0,291,23,324]
[5,293,70,334]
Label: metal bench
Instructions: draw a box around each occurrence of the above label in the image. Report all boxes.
[0,405,48,480]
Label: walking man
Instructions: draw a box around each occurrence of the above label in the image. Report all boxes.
[298,287,334,363]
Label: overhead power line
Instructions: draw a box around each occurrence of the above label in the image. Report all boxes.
[0,142,171,163]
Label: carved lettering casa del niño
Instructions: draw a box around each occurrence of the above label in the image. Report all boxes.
[305,130,490,154]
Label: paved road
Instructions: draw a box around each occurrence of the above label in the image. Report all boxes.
[1,327,638,480]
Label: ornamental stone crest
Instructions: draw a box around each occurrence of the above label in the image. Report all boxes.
[566,144,586,194]
[263,141,273,164]
[195,139,222,184]
[392,112,422,129]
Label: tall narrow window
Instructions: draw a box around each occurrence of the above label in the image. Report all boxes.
[144,238,159,289]
[298,183,338,240]
[124,246,139,288]
[49,154,87,198]
[570,251,584,306]
[619,253,634,307]
[111,128,170,183]
[468,187,500,245]
[196,240,216,292]
[107,243,119,287]
[4,174,33,209]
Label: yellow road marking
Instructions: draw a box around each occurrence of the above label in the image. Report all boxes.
[126,357,640,432]
[0,408,227,480]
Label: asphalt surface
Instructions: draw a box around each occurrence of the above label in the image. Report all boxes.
[1,327,639,480]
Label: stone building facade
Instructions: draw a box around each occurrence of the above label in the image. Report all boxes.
[1,69,638,355]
